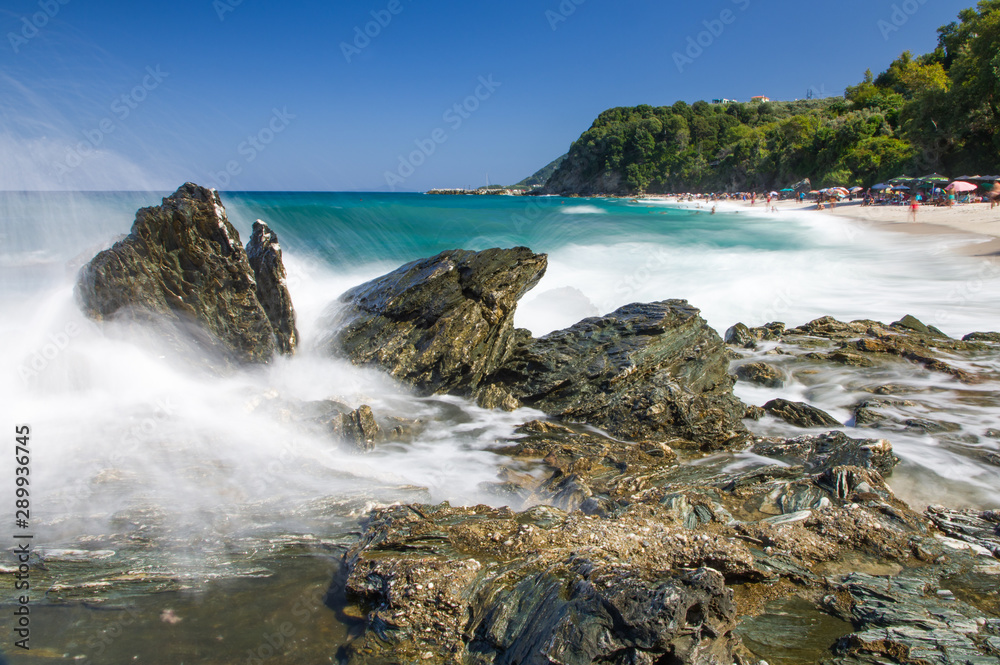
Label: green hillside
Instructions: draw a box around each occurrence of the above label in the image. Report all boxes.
[542,1,1000,195]
[515,154,566,188]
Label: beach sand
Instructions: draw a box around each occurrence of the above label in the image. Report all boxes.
[758,199,1000,256]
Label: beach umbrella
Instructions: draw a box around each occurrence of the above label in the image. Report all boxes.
[827,187,850,197]
[946,181,977,192]
[871,183,890,190]
[849,186,864,193]
[780,188,794,192]
[954,175,978,182]
[893,185,911,191]
[918,173,949,183]
[889,176,914,184]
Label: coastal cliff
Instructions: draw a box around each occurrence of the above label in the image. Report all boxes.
[539,4,1000,196]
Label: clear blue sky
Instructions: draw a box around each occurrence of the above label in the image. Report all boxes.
[0,0,976,191]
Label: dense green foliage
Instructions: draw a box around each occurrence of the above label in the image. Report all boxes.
[515,154,566,187]
[543,1,1000,194]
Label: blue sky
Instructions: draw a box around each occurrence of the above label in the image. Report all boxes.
[0,0,976,191]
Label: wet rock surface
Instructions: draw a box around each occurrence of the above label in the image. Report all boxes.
[729,313,1000,467]
[323,247,547,396]
[325,250,749,451]
[326,310,1000,665]
[338,504,741,665]
[926,506,1000,557]
[63,236,1000,665]
[764,398,842,428]
[75,183,286,364]
[480,300,750,449]
[329,403,1000,664]
[246,219,299,354]
[824,572,1000,664]
[752,431,899,476]
[735,361,786,387]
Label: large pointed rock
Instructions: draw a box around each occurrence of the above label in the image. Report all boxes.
[480,300,750,449]
[323,247,547,396]
[246,220,298,355]
[76,183,285,364]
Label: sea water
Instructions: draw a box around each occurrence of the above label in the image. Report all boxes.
[1,191,999,662]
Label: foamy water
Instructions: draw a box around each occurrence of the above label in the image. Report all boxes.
[2,191,998,567]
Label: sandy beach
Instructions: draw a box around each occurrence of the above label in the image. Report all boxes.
[754,199,1000,256]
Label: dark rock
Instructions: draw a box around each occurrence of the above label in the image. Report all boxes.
[75,183,279,364]
[246,220,298,354]
[499,420,681,510]
[764,399,841,428]
[751,321,786,341]
[725,321,785,349]
[827,572,999,664]
[891,314,939,336]
[823,351,875,367]
[725,322,756,348]
[325,250,749,449]
[735,362,785,388]
[482,300,750,450]
[333,405,381,452]
[753,431,898,476]
[790,316,868,339]
[336,504,743,665]
[870,384,911,395]
[926,506,1000,557]
[964,332,1000,342]
[744,405,765,420]
[323,247,547,396]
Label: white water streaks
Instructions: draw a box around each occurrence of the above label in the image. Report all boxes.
[0,193,541,567]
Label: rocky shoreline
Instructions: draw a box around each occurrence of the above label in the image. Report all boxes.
[69,184,1000,664]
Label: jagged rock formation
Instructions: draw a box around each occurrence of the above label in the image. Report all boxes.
[764,398,842,428]
[323,250,749,450]
[246,220,298,354]
[322,247,547,396]
[479,300,750,449]
[735,361,785,387]
[331,409,1000,664]
[337,503,741,665]
[76,183,295,364]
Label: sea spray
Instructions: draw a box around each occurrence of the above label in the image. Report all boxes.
[4,190,1000,562]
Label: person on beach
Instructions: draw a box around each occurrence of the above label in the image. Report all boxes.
[910,197,919,221]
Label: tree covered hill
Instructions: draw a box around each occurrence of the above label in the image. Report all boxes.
[515,154,566,188]
[541,1,1000,195]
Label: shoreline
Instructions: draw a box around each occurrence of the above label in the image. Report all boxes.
[782,199,1000,256]
[649,195,1000,257]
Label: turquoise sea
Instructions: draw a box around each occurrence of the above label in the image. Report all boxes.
[1,190,1000,662]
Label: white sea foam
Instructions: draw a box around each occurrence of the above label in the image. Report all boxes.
[560,204,606,215]
[3,193,1000,562]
